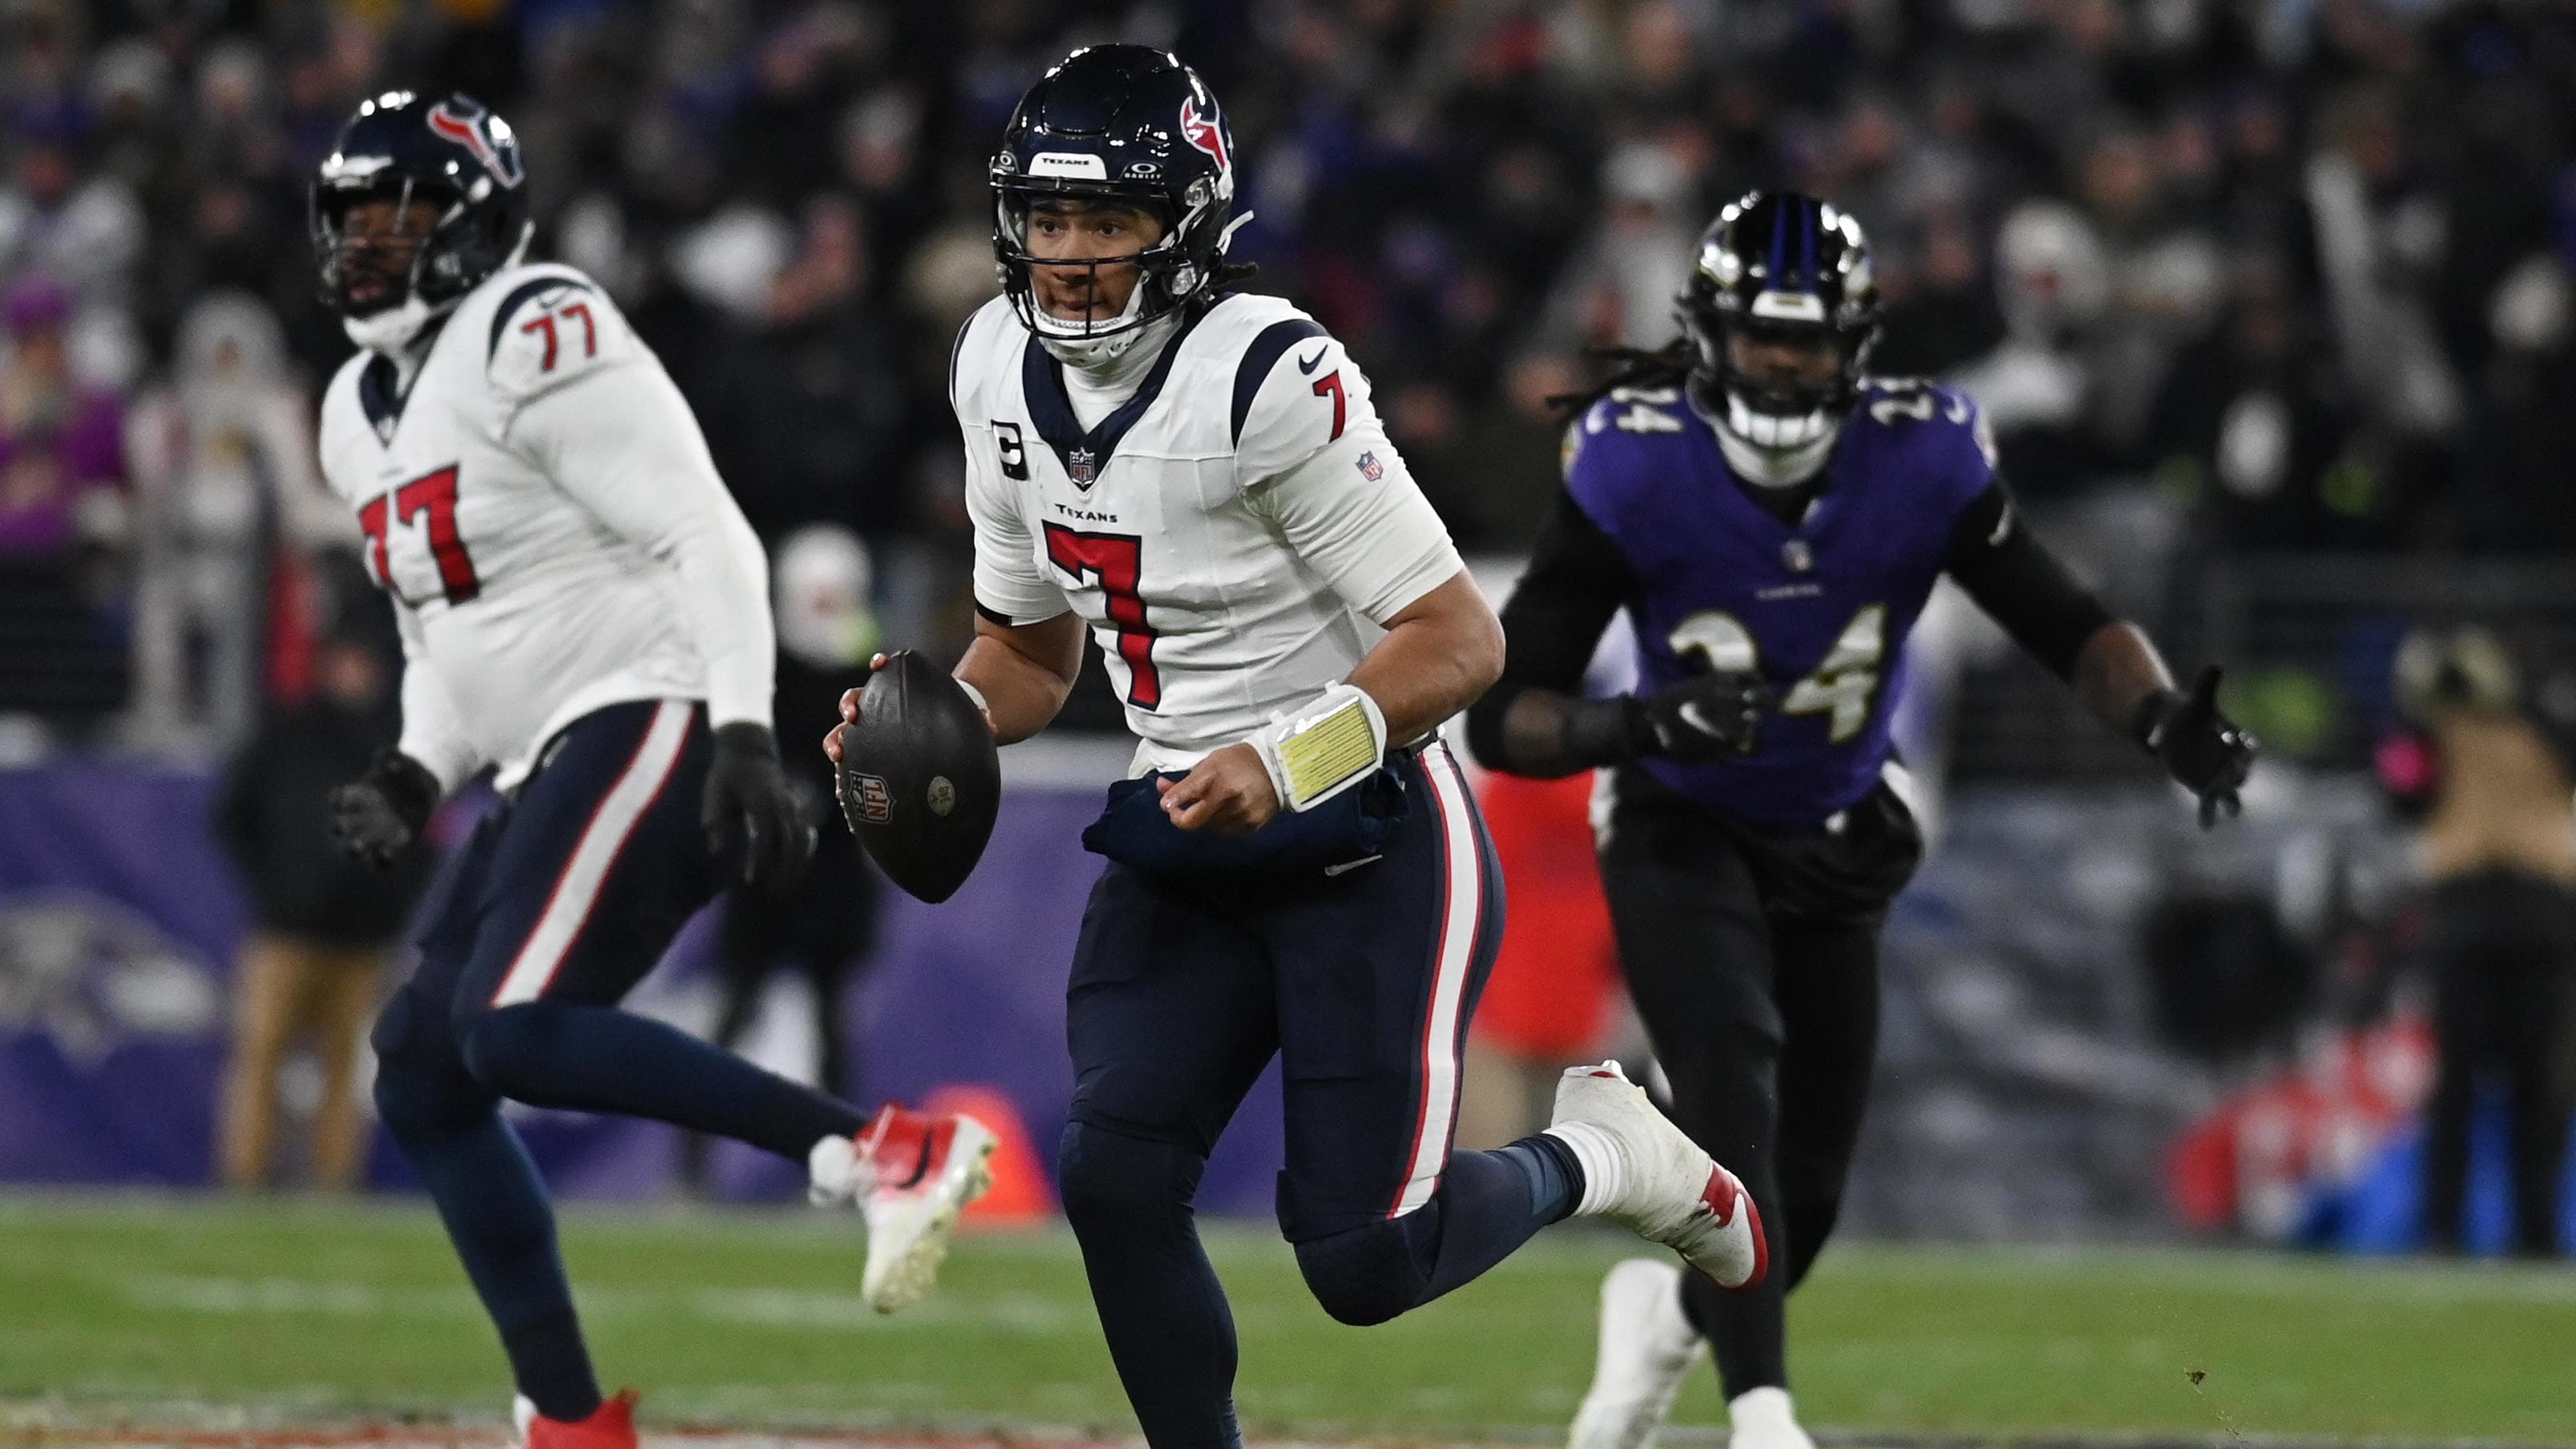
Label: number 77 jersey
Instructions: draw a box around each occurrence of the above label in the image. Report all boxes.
[1564,377,1999,829]
[317,261,747,788]
[950,292,1461,771]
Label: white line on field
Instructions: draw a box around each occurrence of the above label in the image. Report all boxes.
[108,1275,1087,1335]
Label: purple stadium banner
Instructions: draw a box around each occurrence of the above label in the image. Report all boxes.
[0,760,1292,1214]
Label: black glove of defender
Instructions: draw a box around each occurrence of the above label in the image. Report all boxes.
[329,749,440,871]
[2135,666,2258,829]
[704,722,815,892]
[1557,670,1772,768]
[1638,669,1770,763]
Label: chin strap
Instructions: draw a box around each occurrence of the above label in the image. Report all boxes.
[1043,308,1182,388]
[1031,278,1160,365]
[343,292,462,368]
[1714,408,1838,488]
[343,226,521,360]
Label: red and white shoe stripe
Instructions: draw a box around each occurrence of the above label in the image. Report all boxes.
[491,701,694,1008]
[1389,741,1486,1218]
[1700,1161,1769,1290]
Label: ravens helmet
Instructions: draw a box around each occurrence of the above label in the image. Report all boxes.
[990,46,1242,364]
[310,90,531,352]
[1681,191,1882,469]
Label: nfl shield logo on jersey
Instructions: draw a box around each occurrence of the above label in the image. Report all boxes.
[1356,450,1384,481]
[1067,447,1098,486]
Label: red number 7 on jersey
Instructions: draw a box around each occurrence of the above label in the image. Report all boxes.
[1043,523,1160,710]
[519,300,597,372]
[1311,368,1345,441]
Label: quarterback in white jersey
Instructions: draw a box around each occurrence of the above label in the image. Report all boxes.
[827,47,1764,1449]
[307,91,992,1449]
[948,283,1464,775]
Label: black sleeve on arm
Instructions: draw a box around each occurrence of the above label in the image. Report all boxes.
[1942,482,2117,682]
[1462,489,1640,768]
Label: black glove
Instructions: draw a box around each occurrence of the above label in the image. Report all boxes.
[1638,669,1771,763]
[329,749,440,871]
[2135,666,2258,829]
[704,722,815,892]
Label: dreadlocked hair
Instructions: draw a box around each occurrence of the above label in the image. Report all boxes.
[1546,339,1695,417]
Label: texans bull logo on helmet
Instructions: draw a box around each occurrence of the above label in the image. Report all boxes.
[1179,97,1229,177]
[426,99,525,189]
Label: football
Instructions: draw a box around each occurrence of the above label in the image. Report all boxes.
[834,650,1002,903]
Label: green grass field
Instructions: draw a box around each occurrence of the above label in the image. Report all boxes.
[2,1193,2570,1445]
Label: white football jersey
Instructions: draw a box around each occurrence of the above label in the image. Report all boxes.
[317,262,774,791]
[952,292,1464,771]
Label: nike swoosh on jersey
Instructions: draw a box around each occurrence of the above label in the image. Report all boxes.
[1296,347,1328,374]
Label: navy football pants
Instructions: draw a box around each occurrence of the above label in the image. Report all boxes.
[369,699,866,1419]
[1063,743,1586,1447]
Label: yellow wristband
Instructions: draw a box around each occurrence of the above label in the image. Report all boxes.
[1249,683,1389,812]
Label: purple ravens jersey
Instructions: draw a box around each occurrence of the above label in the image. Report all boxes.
[1563,379,1997,828]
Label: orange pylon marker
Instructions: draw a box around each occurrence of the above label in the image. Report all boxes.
[922,1083,1056,1224]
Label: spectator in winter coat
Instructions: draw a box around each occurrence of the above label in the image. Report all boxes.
[211,626,431,1191]
[2381,625,2576,1255]
[0,276,130,738]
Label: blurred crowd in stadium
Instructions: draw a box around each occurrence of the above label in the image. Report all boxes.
[0,0,2571,1251]
[5,0,2576,755]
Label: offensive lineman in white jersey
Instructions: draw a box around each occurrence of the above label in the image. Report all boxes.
[825,47,1766,1447]
[307,91,990,1449]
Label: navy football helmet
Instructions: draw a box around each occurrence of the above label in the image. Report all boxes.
[310,90,531,349]
[990,46,1241,358]
[1681,191,1882,457]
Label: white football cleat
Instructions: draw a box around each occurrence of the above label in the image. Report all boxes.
[1569,1258,1706,1449]
[1545,1061,1766,1290]
[1728,1387,1816,1449]
[810,1104,998,1313]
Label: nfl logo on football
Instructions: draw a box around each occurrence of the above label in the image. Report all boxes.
[853,772,894,823]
